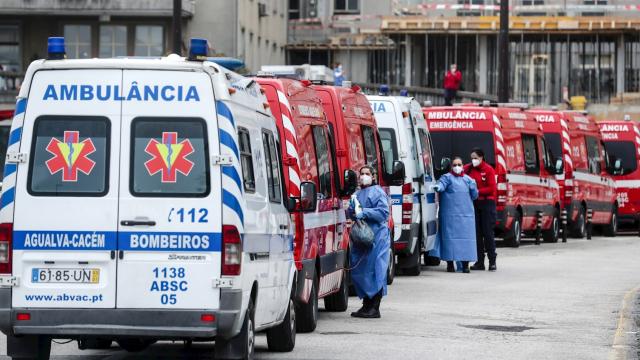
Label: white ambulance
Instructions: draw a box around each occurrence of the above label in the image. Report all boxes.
[0,37,306,360]
[367,91,438,276]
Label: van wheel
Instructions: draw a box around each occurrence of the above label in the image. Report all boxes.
[403,246,422,276]
[506,214,522,248]
[386,243,395,285]
[295,274,318,333]
[325,269,349,312]
[543,210,560,243]
[116,339,155,352]
[571,206,586,238]
[266,298,296,352]
[604,206,618,237]
[215,299,255,360]
[7,335,51,360]
[78,338,112,350]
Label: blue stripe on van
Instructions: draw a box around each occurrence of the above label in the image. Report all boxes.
[223,189,244,225]
[426,193,436,204]
[14,98,27,116]
[3,163,16,178]
[222,166,242,193]
[13,230,117,250]
[216,100,235,128]
[118,231,221,252]
[219,129,239,160]
[8,127,21,146]
[0,187,14,209]
[390,194,402,205]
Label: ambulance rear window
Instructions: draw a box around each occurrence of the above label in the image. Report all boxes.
[28,116,110,196]
[603,141,637,175]
[131,118,209,197]
[430,131,495,170]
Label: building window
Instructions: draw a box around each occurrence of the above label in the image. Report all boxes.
[335,0,359,14]
[521,0,544,4]
[134,25,163,57]
[64,25,92,59]
[289,0,300,20]
[0,25,21,91]
[99,25,127,58]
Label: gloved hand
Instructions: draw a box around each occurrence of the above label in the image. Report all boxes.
[430,184,441,192]
[355,212,365,220]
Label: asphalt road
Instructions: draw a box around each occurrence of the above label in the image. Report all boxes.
[1,235,639,360]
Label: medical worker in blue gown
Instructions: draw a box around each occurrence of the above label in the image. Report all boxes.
[432,157,479,273]
[347,165,390,319]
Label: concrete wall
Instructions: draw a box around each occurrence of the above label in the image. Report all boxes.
[334,50,368,84]
[186,1,237,59]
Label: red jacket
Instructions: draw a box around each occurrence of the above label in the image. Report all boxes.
[464,161,496,201]
[443,70,462,90]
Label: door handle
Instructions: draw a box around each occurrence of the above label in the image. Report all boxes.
[279,224,289,230]
[120,220,156,226]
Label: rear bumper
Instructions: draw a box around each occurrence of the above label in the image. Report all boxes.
[0,287,243,339]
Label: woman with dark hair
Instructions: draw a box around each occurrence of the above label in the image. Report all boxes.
[432,157,478,273]
[347,165,390,318]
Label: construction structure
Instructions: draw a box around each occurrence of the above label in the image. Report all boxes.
[286,0,640,108]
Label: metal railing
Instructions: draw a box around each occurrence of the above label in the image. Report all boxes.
[360,83,498,106]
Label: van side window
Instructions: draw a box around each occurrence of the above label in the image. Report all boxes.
[262,130,282,203]
[418,129,433,178]
[361,125,378,168]
[521,134,540,175]
[238,128,256,192]
[28,116,110,196]
[379,128,398,175]
[312,126,332,199]
[585,136,602,174]
[327,123,341,195]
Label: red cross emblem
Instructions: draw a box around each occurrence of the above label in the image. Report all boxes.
[144,132,195,183]
[45,131,96,182]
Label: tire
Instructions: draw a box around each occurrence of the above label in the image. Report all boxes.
[604,206,618,237]
[403,245,422,276]
[7,335,51,360]
[116,339,155,353]
[78,338,112,350]
[386,242,395,285]
[215,299,255,360]
[295,274,318,333]
[543,210,560,243]
[505,213,522,248]
[571,206,586,239]
[324,269,349,312]
[423,252,441,266]
[266,298,296,352]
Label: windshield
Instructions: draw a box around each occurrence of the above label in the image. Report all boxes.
[430,131,495,178]
[543,133,562,161]
[603,141,638,175]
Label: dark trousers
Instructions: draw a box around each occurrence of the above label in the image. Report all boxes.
[444,89,457,106]
[474,199,497,262]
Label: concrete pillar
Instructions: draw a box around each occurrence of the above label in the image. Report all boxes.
[478,35,489,94]
[404,34,412,87]
[616,34,625,96]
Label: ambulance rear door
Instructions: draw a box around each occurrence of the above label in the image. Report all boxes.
[116,70,222,309]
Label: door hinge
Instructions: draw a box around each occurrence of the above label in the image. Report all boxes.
[0,275,19,287]
[212,155,233,166]
[6,152,27,164]
[213,278,234,288]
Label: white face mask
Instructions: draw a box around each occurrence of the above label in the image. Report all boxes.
[472,159,481,167]
[360,174,372,186]
[452,166,463,174]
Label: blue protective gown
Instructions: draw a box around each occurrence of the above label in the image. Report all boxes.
[348,185,390,299]
[432,173,479,262]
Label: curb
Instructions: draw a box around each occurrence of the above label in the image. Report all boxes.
[609,286,639,360]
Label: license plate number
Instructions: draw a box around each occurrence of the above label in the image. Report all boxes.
[32,268,100,284]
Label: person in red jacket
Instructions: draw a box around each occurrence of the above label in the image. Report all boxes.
[443,64,462,106]
[463,148,498,271]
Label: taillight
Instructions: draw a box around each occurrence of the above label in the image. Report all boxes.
[221,225,241,276]
[496,174,507,206]
[291,214,303,270]
[0,223,12,274]
[563,179,573,206]
[402,183,413,225]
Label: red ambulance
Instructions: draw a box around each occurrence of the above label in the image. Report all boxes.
[424,104,562,247]
[256,76,349,333]
[599,118,640,229]
[531,110,618,238]
[312,83,404,280]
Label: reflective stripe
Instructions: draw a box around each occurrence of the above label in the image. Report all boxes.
[614,180,640,188]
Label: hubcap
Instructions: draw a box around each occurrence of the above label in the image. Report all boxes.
[515,220,521,243]
[289,300,296,335]
[553,217,559,237]
[247,317,254,356]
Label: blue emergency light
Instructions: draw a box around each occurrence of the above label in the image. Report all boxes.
[189,38,208,61]
[400,89,409,96]
[379,84,390,96]
[47,37,66,60]
[209,57,245,71]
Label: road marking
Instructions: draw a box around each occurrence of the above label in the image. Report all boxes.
[608,286,639,360]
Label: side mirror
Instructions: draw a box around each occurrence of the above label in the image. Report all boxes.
[299,181,317,212]
[554,158,564,175]
[342,169,358,196]
[389,160,405,186]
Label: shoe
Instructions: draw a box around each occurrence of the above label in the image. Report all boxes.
[351,307,381,319]
[470,262,485,271]
[488,263,497,271]
[462,261,470,273]
[351,297,372,317]
[463,268,470,273]
[446,261,455,272]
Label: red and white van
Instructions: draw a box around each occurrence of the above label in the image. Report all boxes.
[312,84,404,281]
[424,104,562,247]
[531,110,618,237]
[599,119,640,228]
[255,76,349,333]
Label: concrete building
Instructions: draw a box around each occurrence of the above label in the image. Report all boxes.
[286,0,640,110]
